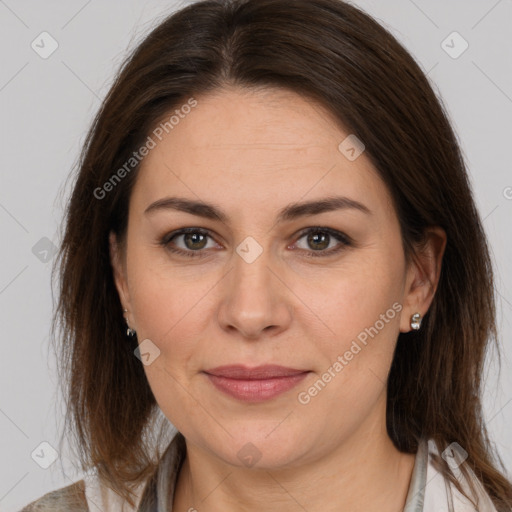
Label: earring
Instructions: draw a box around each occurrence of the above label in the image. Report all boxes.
[410,312,422,331]
[123,308,136,337]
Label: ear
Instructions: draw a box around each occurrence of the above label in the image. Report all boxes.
[109,230,131,312]
[399,226,447,333]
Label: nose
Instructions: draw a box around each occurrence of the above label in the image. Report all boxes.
[216,246,293,340]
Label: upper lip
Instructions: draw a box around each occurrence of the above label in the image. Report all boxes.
[203,365,309,380]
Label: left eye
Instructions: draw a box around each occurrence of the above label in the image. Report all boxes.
[292,227,352,257]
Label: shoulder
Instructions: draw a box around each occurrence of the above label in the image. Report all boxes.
[19,480,88,512]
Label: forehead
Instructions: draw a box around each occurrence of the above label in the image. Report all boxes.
[131,87,394,220]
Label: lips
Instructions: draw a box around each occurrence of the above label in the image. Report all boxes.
[203,365,310,402]
[204,364,308,379]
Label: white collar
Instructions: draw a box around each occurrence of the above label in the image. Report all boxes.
[405,438,498,512]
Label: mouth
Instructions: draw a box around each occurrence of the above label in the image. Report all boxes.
[202,365,311,402]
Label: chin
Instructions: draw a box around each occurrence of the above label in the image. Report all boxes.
[205,424,314,470]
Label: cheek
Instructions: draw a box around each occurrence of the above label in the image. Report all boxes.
[305,251,403,335]
[293,264,403,430]
[126,247,216,363]
[296,247,405,383]
[126,257,208,430]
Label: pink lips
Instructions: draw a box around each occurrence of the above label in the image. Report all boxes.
[203,365,310,402]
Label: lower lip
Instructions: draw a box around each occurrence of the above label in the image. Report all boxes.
[204,372,310,402]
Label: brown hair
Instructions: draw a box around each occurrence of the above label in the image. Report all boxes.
[52,0,512,509]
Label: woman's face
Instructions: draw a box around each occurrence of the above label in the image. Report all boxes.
[111,86,437,468]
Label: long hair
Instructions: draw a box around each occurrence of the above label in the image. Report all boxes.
[51,0,512,508]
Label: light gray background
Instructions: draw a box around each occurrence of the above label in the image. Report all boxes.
[1,1,511,510]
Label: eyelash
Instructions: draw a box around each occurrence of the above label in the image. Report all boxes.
[159,226,352,259]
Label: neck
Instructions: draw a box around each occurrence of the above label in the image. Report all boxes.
[172,403,416,512]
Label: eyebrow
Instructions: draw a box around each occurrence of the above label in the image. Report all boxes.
[144,195,372,223]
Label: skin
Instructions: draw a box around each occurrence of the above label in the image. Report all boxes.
[110,86,446,512]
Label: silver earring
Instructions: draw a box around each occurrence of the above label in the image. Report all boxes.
[123,308,136,337]
[410,312,422,331]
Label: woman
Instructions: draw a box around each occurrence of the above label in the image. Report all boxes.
[20,0,512,510]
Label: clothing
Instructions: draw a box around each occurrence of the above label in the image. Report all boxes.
[19,434,499,511]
